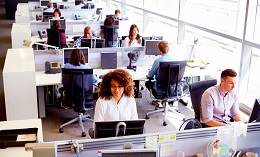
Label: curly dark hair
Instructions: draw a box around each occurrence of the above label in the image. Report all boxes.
[98,69,134,99]
[69,48,86,66]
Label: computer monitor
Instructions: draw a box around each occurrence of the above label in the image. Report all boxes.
[49,19,66,29]
[248,98,260,123]
[145,40,162,56]
[62,47,89,66]
[142,36,163,46]
[81,38,93,48]
[101,51,117,69]
[94,119,146,139]
[42,12,53,22]
[95,39,105,48]
[40,1,49,7]
[99,149,158,157]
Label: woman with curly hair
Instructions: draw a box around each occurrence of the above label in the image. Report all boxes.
[123,24,142,47]
[94,69,138,121]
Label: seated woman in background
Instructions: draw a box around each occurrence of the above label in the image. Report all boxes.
[94,69,138,122]
[123,24,142,47]
[53,8,61,19]
[64,48,98,83]
[51,20,66,47]
[98,16,119,47]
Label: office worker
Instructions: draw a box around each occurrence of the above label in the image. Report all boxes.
[123,24,142,47]
[200,69,244,127]
[64,48,98,83]
[94,69,138,122]
[113,9,121,20]
[145,40,177,95]
[98,16,119,42]
[51,20,66,47]
[53,8,61,19]
[43,2,54,13]
[74,26,93,48]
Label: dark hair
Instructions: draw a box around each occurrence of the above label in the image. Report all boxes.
[53,9,61,17]
[53,20,61,29]
[128,24,141,45]
[98,69,134,99]
[221,69,237,79]
[104,16,115,26]
[115,9,120,14]
[69,49,86,66]
[158,40,169,54]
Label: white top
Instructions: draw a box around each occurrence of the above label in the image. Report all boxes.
[43,7,54,13]
[123,37,142,47]
[94,95,138,122]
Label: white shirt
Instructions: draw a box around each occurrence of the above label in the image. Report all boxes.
[94,95,138,123]
[123,37,142,47]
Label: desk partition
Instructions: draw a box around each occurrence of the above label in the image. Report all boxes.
[22,123,260,157]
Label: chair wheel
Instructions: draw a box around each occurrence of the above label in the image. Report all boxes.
[145,115,150,119]
[59,128,64,133]
[82,132,86,137]
[163,122,168,126]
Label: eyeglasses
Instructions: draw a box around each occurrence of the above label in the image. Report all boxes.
[110,85,124,90]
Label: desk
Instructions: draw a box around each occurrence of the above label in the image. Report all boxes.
[30,34,76,43]
[36,66,219,118]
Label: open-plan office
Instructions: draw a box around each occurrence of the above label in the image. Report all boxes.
[2,0,260,157]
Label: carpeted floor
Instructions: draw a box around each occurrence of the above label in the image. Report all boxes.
[41,84,195,142]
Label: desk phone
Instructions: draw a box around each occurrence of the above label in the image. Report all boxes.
[45,61,61,74]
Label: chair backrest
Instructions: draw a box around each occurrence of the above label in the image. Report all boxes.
[47,28,65,49]
[100,25,119,47]
[157,60,187,98]
[189,79,217,120]
[61,68,94,111]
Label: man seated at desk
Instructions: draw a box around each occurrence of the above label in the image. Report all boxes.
[43,2,54,13]
[200,69,245,127]
[74,26,93,48]
[145,40,177,100]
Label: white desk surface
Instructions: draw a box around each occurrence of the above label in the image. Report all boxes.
[0,147,32,157]
[35,66,219,86]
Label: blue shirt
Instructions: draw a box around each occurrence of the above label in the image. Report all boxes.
[147,54,176,93]
[147,54,176,80]
[64,62,98,83]
[74,36,83,48]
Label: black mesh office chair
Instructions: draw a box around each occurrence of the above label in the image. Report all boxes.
[145,61,187,126]
[47,28,67,49]
[59,68,94,137]
[101,25,119,47]
[189,79,217,127]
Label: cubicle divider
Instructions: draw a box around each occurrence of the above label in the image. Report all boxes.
[38,123,260,157]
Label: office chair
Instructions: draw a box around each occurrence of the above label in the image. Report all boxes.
[47,28,67,49]
[59,68,94,137]
[145,61,187,126]
[101,25,119,47]
[189,79,217,127]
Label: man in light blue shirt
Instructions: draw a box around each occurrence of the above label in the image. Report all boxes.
[145,40,177,95]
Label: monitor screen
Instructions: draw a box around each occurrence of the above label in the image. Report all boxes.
[100,149,158,157]
[94,119,145,139]
[248,98,260,123]
[81,38,93,48]
[49,19,66,29]
[40,1,49,7]
[142,36,163,46]
[95,39,105,48]
[145,40,162,56]
[62,47,89,66]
